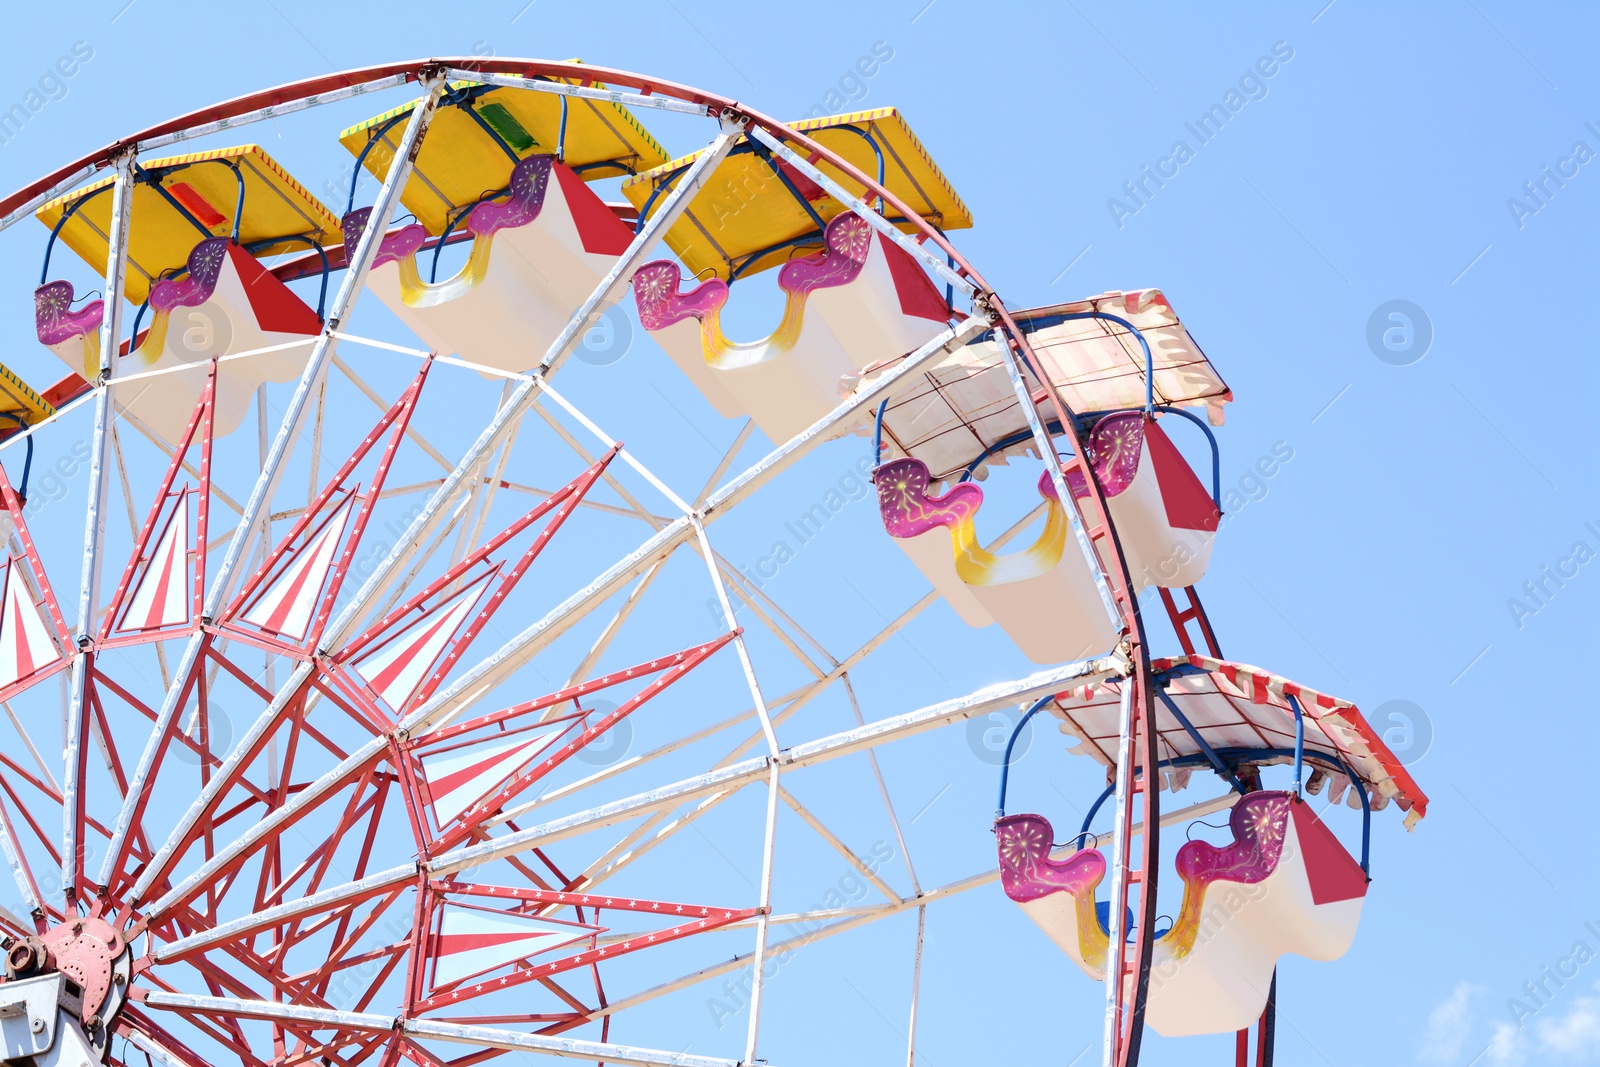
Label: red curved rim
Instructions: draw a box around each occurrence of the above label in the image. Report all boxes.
[0,57,995,298]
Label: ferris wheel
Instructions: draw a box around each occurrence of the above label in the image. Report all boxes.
[0,57,1427,1067]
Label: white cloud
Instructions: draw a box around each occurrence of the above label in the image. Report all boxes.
[1420,983,1485,1063]
[1535,988,1600,1057]
[1486,1021,1525,1065]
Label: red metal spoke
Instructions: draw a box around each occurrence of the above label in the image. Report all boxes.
[416,631,737,746]
[430,880,752,919]
[99,369,216,643]
[101,645,210,893]
[334,446,620,676]
[425,633,736,851]
[219,368,428,670]
[414,906,756,1012]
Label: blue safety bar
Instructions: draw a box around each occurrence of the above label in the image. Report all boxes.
[1059,311,1155,415]
[1069,404,1222,511]
[872,399,888,466]
[223,161,245,243]
[984,309,1157,416]
[347,112,409,217]
[1287,693,1306,798]
[1165,747,1370,874]
[245,234,330,321]
[749,137,829,232]
[1074,781,1118,850]
[427,184,511,283]
[825,124,887,213]
[957,420,1067,483]
[1155,688,1247,794]
[0,414,35,503]
[557,94,568,163]
[40,184,113,284]
[1110,747,1372,874]
[993,697,1053,820]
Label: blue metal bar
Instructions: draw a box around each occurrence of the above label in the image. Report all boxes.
[1077,781,1118,848]
[225,161,245,244]
[996,310,1156,414]
[1349,768,1371,874]
[750,138,828,234]
[1153,405,1221,509]
[994,697,1052,819]
[958,419,1066,482]
[1159,747,1372,874]
[727,231,826,281]
[137,164,215,240]
[247,234,330,321]
[1287,693,1306,798]
[825,124,886,213]
[128,298,152,351]
[40,184,113,284]
[459,99,522,164]
[872,399,888,466]
[634,165,689,234]
[1155,688,1246,793]
[430,208,471,283]
[424,182,513,282]
[1048,403,1223,513]
[348,113,409,216]
[0,413,34,502]
[1055,311,1155,415]
[557,95,569,163]
[570,160,639,177]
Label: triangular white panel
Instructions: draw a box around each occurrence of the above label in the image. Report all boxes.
[122,502,190,631]
[354,586,480,710]
[434,906,593,987]
[421,729,564,824]
[243,496,354,640]
[0,561,61,688]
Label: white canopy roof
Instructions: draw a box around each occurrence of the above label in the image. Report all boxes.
[863,289,1232,482]
[1049,655,1428,829]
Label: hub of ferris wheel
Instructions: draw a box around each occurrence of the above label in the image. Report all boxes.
[0,919,132,1067]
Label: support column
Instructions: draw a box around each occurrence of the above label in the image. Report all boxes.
[63,148,134,907]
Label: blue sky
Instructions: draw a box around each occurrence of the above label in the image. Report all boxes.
[0,2,1595,1066]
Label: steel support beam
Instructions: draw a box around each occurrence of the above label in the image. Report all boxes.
[138,993,756,1067]
[100,74,446,895]
[429,653,1124,874]
[63,147,133,906]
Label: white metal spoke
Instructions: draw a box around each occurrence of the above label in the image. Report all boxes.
[63,147,133,906]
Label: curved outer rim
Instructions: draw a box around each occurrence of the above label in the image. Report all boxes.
[0,57,997,301]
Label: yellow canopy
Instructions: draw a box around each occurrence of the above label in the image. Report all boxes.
[0,362,55,426]
[339,74,670,236]
[620,107,973,282]
[35,145,342,306]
